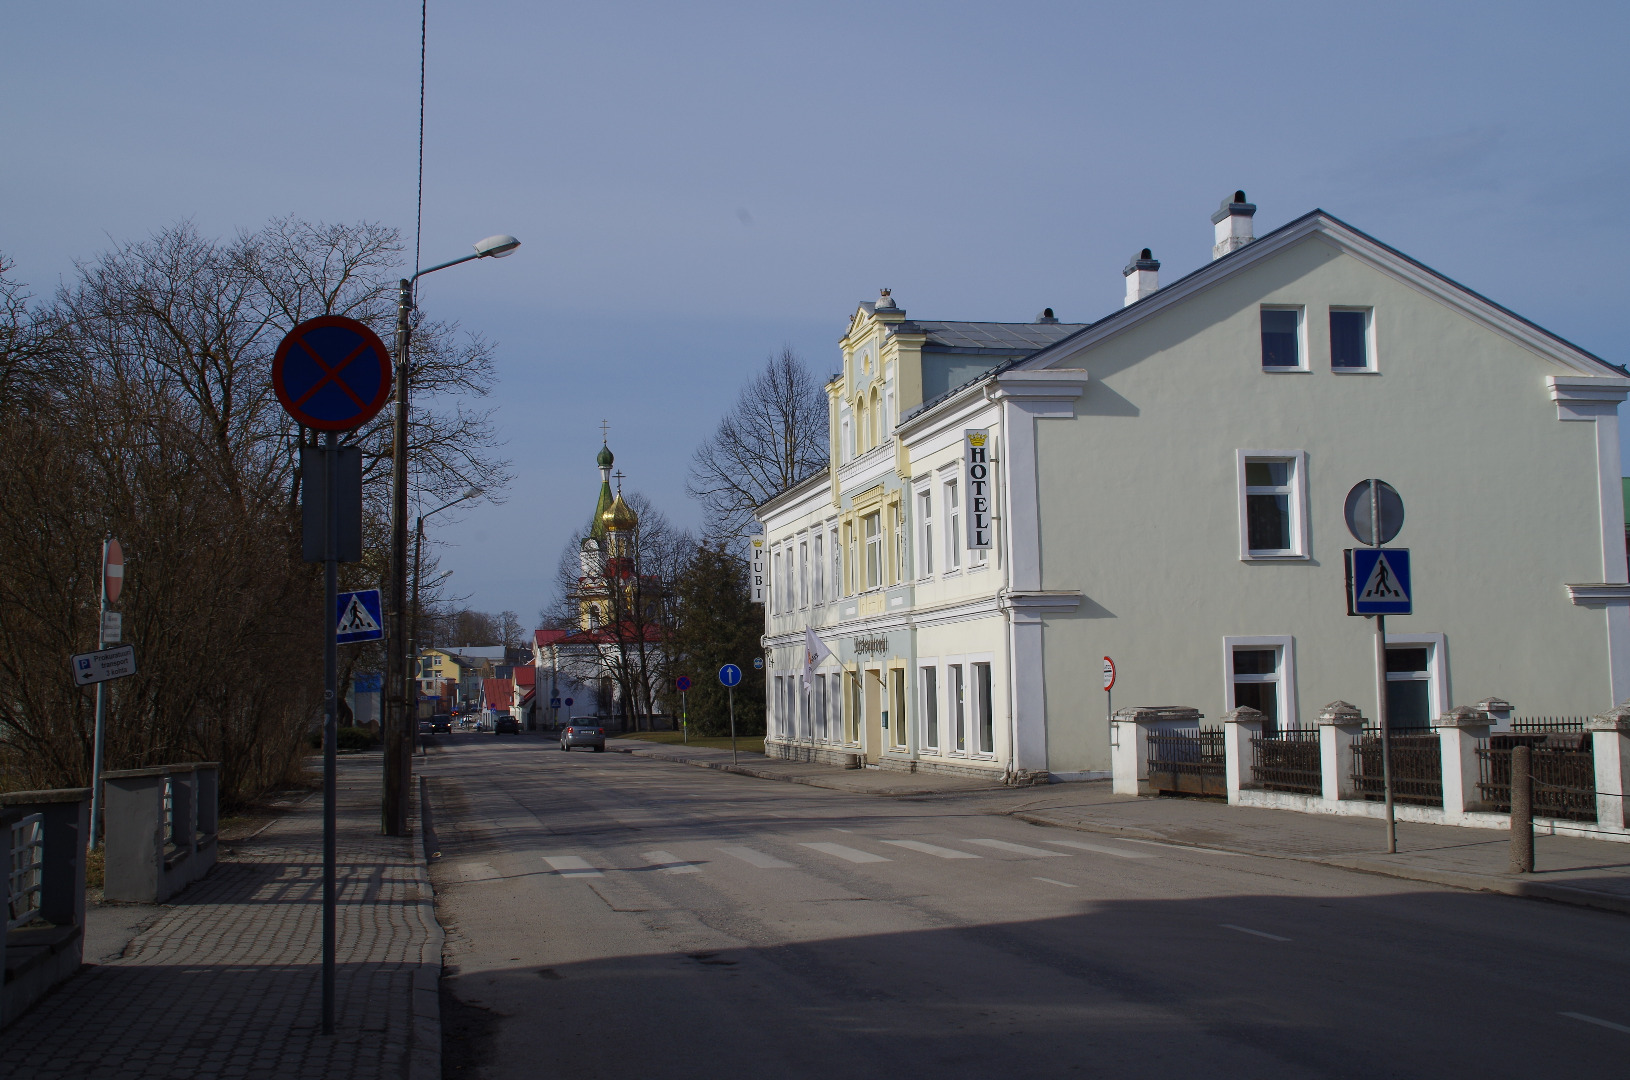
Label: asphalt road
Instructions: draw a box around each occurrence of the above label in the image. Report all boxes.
[423,731,1630,1079]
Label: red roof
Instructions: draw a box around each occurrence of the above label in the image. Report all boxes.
[513,666,536,688]
[535,628,571,647]
[482,678,514,706]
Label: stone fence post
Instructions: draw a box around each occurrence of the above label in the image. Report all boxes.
[1435,705,1492,817]
[1221,707,1264,803]
[1111,706,1202,796]
[1476,697,1513,732]
[1317,701,1366,802]
[1587,704,1630,830]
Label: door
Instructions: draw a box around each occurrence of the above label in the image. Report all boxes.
[864,668,884,764]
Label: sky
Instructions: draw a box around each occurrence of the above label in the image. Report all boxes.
[5,2,1629,620]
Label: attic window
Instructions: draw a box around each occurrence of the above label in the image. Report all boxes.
[1260,307,1304,370]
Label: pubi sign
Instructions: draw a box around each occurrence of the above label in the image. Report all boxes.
[963,429,994,550]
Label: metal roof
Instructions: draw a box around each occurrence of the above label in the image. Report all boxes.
[912,321,1087,352]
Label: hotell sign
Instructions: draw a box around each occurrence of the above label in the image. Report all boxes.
[853,637,889,656]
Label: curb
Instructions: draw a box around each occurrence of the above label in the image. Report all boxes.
[1008,811,1630,918]
[409,775,445,1080]
[607,743,1002,796]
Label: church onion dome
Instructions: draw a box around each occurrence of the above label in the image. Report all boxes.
[597,444,614,468]
[602,493,638,532]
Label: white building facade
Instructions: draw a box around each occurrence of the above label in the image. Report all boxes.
[758,195,1630,785]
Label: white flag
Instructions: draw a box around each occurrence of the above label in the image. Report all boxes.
[802,627,833,694]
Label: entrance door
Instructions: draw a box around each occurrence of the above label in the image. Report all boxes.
[864,668,884,764]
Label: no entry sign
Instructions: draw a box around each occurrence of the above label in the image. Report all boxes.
[272,316,393,431]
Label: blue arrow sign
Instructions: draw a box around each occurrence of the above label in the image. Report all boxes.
[718,664,742,687]
[1349,548,1412,615]
[335,589,384,643]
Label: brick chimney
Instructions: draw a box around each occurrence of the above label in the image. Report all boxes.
[1123,249,1159,307]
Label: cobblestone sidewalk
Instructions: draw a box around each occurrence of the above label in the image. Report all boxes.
[8,754,441,1080]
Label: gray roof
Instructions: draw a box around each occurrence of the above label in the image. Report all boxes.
[910,320,1088,352]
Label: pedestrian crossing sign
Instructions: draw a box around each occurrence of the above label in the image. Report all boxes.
[335,589,384,643]
[1346,548,1411,615]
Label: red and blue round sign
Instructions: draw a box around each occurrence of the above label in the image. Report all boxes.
[272,315,393,431]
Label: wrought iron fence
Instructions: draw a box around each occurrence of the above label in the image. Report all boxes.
[1146,727,1227,798]
[1511,716,1588,734]
[1476,735,1596,822]
[1352,730,1443,806]
[1250,730,1323,795]
[7,811,45,931]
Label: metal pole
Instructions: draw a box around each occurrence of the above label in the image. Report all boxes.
[728,684,738,765]
[1510,743,1534,873]
[1375,612,1397,854]
[322,431,339,1035]
[411,517,424,757]
[89,537,109,848]
[681,690,687,744]
[384,279,411,835]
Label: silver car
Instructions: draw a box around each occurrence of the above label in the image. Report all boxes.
[560,723,605,752]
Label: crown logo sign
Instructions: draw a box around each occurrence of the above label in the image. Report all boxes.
[968,433,988,447]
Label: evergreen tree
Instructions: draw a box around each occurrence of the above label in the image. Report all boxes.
[669,543,764,736]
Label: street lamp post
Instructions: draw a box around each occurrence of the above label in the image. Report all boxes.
[411,488,476,723]
[384,235,519,836]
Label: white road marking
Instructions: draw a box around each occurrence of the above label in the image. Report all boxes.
[718,845,794,869]
[454,861,500,882]
[1561,1011,1630,1035]
[831,828,854,833]
[1116,837,1248,856]
[543,855,602,877]
[881,840,981,860]
[641,850,700,874]
[966,839,1070,858]
[1033,877,1078,888]
[802,842,891,864]
[1041,838,1156,859]
[1221,923,1291,942]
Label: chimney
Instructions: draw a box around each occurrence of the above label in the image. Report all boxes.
[1211,190,1256,259]
[1123,249,1159,307]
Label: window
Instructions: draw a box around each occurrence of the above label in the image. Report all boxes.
[973,662,994,754]
[830,526,841,599]
[813,675,827,741]
[945,479,961,570]
[864,512,882,590]
[890,669,906,749]
[841,415,852,463]
[893,504,905,584]
[1260,307,1303,369]
[848,674,862,743]
[918,488,934,577]
[812,533,824,605]
[1223,635,1297,734]
[869,388,880,447]
[1386,645,1432,730]
[855,399,867,454]
[799,541,810,608]
[771,549,782,613]
[1238,451,1308,559]
[847,523,857,595]
[949,664,966,752]
[1330,308,1372,371]
[920,666,938,749]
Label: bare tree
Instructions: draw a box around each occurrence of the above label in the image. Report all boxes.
[685,348,829,541]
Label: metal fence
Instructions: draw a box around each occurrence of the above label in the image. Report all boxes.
[1511,716,1588,734]
[1476,733,1596,822]
[7,811,44,931]
[1250,730,1323,795]
[1146,727,1227,797]
[1352,730,1443,806]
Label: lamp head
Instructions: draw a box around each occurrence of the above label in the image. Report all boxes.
[473,235,520,259]
[462,486,484,500]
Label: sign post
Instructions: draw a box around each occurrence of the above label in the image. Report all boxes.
[88,537,122,849]
[1102,656,1116,742]
[273,315,391,1037]
[719,664,743,764]
[1344,479,1408,856]
[676,676,692,743]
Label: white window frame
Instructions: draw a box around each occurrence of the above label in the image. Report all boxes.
[1329,306,1378,374]
[829,524,841,600]
[1259,304,1308,372]
[812,531,824,605]
[969,658,997,756]
[771,547,782,614]
[1384,632,1449,723]
[1222,635,1299,729]
[918,661,939,753]
[864,511,883,591]
[799,539,810,608]
[916,484,934,579]
[946,660,967,754]
[1236,450,1309,560]
[944,476,962,572]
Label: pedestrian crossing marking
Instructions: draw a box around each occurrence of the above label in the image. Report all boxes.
[717,845,792,869]
[1041,838,1156,859]
[966,839,1070,858]
[881,840,981,860]
[543,855,601,877]
[1356,550,1409,605]
[336,594,381,635]
[642,850,700,874]
[802,842,890,864]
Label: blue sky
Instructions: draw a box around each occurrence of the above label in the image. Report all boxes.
[5,2,1628,619]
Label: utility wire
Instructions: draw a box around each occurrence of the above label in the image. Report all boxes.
[413,0,427,292]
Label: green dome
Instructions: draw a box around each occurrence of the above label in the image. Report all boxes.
[596,444,614,468]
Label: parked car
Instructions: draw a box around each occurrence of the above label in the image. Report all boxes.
[417,719,432,734]
[494,715,520,735]
[560,723,605,752]
[431,713,453,733]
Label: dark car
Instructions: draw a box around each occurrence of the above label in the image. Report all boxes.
[431,713,453,733]
[560,723,605,752]
[417,719,432,734]
[494,715,520,735]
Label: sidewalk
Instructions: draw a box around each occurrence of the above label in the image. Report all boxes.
[8,753,442,1080]
[606,737,1004,794]
[610,738,1630,915]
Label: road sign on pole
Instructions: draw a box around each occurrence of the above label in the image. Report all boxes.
[104,539,123,603]
[72,644,137,686]
[89,536,124,849]
[675,676,692,692]
[1102,657,1115,691]
[272,316,394,432]
[718,664,742,687]
[752,657,764,671]
[1346,548,1412,615]
[335,589,384,643]
[1344,479,1404,547]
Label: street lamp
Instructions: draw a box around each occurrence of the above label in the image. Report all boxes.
[385,236,519,836]
[411,488,479,720]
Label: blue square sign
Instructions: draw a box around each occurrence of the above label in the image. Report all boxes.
[335,589,384,643]
[1348,548,1412,615]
